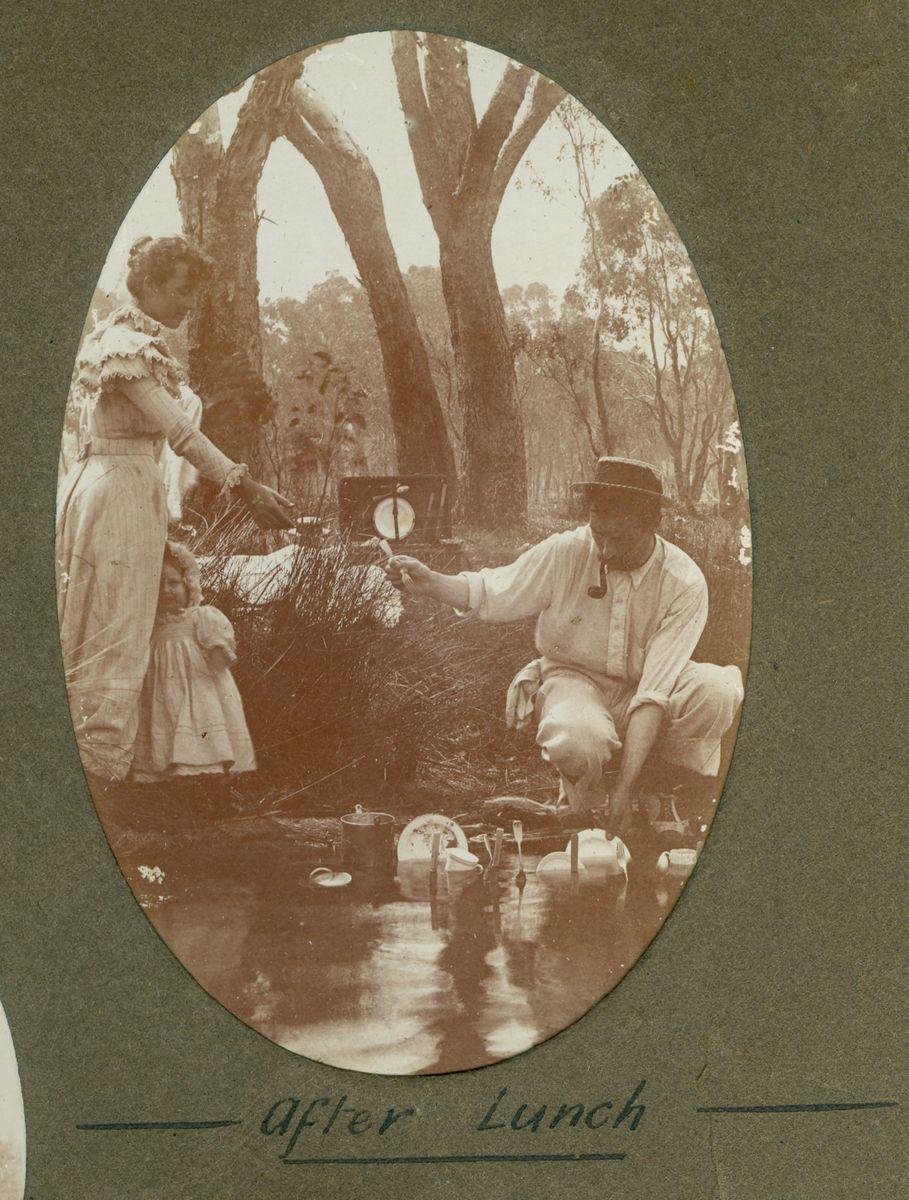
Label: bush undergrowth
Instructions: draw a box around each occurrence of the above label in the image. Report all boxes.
[176,505,750,816]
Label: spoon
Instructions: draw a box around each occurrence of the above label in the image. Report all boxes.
[512,820,526,884]
[482,834,495,866]
[493,827,504,868]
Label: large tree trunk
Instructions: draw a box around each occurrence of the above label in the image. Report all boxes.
[392,32,564,528]
[283,84,455,483]
[171,55,310,467]
[175,151,266,463]
[437,217,525,522]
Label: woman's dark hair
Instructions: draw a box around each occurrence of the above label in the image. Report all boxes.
[126,235,215,299]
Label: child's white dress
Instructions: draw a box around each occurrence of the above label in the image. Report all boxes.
[131,605,256,780]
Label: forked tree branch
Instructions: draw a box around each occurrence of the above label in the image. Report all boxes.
[486,77,566,217]
[470,60,534,182]
[391,31,447,219]
[283,78,375,181]
[221,51,321,199]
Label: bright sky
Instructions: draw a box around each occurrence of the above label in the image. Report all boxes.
[97,31,638,303]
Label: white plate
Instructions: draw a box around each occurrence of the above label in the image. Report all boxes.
[536,851,588,875]
[396,813,468,863]
[373,496,416,540]
[311,871,353,888]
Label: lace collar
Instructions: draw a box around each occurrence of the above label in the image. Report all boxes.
[104,302,163,339]
[156,605,195,626]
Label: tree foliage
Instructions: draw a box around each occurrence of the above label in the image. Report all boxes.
[586,172,736,504]
[260,277,383,503]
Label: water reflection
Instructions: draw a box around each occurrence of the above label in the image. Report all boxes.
[122,836,689,1075]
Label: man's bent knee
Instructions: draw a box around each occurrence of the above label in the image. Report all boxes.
[673,663,743,722]
[536,705,620,782]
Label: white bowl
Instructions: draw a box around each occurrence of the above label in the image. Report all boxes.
[444,848,480,873]
[568,829,631,869]
[536,851,588,875]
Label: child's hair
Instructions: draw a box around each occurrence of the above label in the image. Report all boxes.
[163,540,203,606]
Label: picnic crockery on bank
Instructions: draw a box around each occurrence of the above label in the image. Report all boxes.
[396,813,468,863]
[656,848,698,873]
[444,848,481,873]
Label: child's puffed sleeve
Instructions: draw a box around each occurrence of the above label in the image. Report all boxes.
[193,606,238,670]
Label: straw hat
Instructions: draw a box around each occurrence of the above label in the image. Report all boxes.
[572,456,667,503]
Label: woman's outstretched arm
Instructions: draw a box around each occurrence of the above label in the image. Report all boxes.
[120,376,295,529]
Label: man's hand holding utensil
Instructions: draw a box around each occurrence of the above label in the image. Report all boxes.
[376,541,471,609]
[381,549,434,594]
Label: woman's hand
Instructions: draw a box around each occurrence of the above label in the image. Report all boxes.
[237,477,297,530]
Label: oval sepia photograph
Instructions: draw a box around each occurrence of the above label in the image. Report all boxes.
[55,31,751,1075]
[0,999,26,1200]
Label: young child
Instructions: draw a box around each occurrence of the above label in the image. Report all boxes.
[131,541,256,781]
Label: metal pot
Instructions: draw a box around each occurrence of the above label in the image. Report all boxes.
[340,804,396,873]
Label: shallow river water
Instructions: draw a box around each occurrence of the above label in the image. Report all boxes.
[124,835,690,1075]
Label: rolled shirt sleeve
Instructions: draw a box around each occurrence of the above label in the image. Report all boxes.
[120,375,245,490]
[458,534,560,623]
[629,577,708,714]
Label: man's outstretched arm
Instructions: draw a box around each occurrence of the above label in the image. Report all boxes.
[385,534,561,622]
[384,555,470,609]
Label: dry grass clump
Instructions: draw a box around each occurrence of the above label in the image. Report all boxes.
[174,515,546,814]
[155,504,748,818]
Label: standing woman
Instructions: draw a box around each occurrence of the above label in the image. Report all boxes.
[57,235,295,786]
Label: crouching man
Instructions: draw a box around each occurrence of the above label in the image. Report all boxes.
[383,457,744,837]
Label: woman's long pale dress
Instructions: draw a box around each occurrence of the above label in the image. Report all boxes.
[131,605,256,780]
[56,305,245,781]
